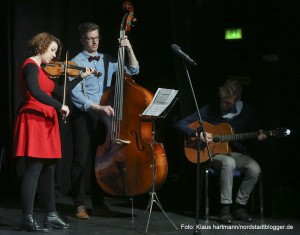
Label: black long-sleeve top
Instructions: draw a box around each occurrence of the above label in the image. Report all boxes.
[22,63,83,109]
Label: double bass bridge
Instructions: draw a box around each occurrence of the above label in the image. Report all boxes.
[114,138,131,145]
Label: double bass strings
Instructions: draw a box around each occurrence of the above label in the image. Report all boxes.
[111,32,126,142]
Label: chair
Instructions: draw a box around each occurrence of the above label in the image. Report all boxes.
[202,167,264,223]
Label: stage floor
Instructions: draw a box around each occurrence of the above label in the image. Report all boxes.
[0,194,299,235]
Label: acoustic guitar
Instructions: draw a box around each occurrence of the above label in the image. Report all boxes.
[184,121,291,163]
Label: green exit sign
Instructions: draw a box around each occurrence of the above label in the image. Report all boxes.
[225,28,242,40]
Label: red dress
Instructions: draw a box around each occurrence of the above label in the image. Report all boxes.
[14,59,62,158]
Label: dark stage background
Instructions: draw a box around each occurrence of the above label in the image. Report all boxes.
[1,0,300,219]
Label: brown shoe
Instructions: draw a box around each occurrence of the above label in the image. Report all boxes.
[76,205,89,219]
[92,204,118,217]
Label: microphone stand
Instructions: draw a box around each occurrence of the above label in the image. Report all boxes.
[181,60,212,235]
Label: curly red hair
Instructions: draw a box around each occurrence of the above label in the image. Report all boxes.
[28,32,62,60]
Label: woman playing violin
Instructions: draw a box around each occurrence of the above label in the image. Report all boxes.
[14,32,94,232]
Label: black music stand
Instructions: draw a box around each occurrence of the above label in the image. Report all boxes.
[141,88,179,233]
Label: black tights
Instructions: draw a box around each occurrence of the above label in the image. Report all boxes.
[21,157,56,215]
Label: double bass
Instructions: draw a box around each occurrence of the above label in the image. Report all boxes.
[95,1,168,197]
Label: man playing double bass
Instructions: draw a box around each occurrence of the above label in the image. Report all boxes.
[69,22,139,219]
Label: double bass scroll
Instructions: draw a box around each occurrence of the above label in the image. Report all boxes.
[95,1,168,197]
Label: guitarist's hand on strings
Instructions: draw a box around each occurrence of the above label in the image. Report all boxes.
[195,131,213,143]
[202,132,213,143]
[258,130,267,141]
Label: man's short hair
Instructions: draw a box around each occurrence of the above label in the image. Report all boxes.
[78,22,99,38]
[219,79,243,99]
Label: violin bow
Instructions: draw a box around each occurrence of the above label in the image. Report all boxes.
[62,50,68,123]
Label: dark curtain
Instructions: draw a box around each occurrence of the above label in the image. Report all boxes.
[3,0,179,198]
[1,0,299,216]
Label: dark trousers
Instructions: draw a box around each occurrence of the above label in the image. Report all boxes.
[70,108,105,207]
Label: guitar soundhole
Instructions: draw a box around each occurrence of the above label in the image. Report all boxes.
[213,136,221,142]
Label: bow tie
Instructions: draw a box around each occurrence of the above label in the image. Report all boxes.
[88,56,100,62]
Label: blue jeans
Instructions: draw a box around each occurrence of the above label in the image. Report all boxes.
[210,152,261,205]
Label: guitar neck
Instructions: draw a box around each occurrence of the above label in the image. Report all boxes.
[184,120,289,164]
[216,130,271,142]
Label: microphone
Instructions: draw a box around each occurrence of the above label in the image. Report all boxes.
[171,44,197,66]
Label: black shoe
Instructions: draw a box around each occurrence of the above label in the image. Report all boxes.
[219,214,233,224]
[92,204,118,217]
[20,214,49,232]
[232,207,252,222]
[218,204,232,224]
[44,212,73,229]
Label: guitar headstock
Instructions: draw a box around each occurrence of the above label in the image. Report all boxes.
[270,128,291,138]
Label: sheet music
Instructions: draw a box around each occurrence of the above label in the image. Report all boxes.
[142,88,178,117]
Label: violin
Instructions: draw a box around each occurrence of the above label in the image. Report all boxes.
[41,61,102,78]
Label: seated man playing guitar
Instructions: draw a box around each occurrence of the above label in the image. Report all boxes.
[175,79,267,224]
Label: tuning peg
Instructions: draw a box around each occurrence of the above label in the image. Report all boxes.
[285,129,291,136]
[128,21,135,27]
